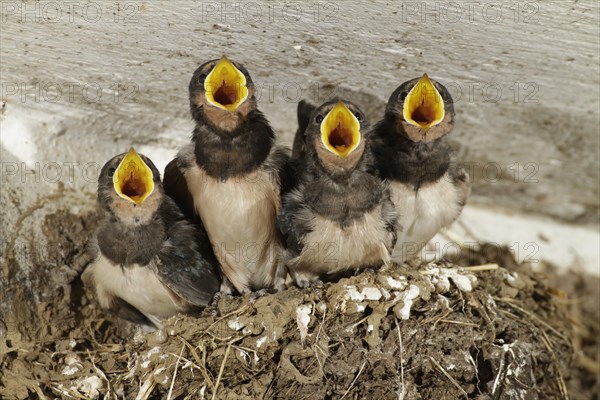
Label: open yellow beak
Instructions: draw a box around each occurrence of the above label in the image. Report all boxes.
[403,74,445,130]
[113,148,155,205]
[204,56,249,112]
[320,102,361,158]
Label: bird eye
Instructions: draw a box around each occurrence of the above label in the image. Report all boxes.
[354,111,362,121]
[196,73,207,84]
[108,167,116,177]
[315,115,324,124]
[398,91,408,102]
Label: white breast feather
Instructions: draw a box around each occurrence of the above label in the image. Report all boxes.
[391,171,466,262]
[184,165,282,292]
[84,254,184,325]
[290,205,393,275]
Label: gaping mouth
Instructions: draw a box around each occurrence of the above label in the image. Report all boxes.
[320,102,361,158]
[403,74,445,129]
[113,148,155,205]
[204,56,249,112]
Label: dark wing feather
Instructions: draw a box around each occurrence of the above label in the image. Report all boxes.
[264,145,298,196]
[380,185,400,249]
[163,158,199,223]
[280,157,300,196]
[109,297,156,328]
[448,162,471,208]
[155,198,220,306]
[277,189,312,258]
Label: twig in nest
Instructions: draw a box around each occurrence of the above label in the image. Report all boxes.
[180,337,214,389]
[339,360,367,400]
[419,295,452,328]
[49,383,92,399]
[33,383,48,400]
[311,308,334,385]
[211,341,235,400]
[136,376,157,400]
[490,347,507,396]
[418,263,499,275]
[395,318,406,400]
[432,310,453,330]
[539,329,569,400]
[262,355,281,400]
[232,344,261,367]
[495,297,569,343]
[429,356,468,399]
[438,319,480,327]
[344,315,370,331]
[477,295,497,342]
[464,264,499,272]
[314,307,327,344]
[311,343,331,385]
[202,325,243,342]
[167,344,185,400]
[86,349,113,397]
[498,306,569,400]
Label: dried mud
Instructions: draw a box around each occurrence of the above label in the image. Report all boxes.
[0,210,597,400]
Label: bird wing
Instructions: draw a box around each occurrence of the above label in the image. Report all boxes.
[155,200,221,307]
[109,296,157,328]
[278,188,313,258]
[448,162,471,204]
[163,156,200,223]
[265,145,297,197]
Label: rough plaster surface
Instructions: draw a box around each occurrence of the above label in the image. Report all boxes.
[1,0,599,314]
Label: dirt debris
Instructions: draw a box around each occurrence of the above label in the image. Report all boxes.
[0,210,597,400]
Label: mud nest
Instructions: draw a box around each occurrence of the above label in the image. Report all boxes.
[0,209,597,399]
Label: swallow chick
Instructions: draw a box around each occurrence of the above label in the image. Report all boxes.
[372,74,471,263]
[279,100,398,288]
[82,148,220,329]
[163,56,289,295]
